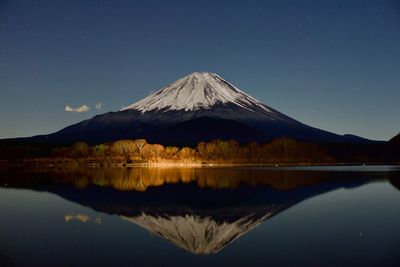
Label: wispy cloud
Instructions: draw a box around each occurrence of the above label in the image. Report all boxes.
[95,102,102,110]
[65,104,90,113]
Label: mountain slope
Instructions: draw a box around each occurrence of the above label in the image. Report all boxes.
[389,133,400,145]
[387,132,400,161]
[147,116,266,145]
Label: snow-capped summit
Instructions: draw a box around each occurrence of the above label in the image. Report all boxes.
[121,72,270,113]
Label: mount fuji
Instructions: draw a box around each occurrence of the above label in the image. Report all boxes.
[14,72,372,145]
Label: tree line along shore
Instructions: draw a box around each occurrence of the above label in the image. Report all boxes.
[1,136,399,168]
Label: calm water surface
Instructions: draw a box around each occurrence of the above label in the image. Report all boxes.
[0,166,399,266]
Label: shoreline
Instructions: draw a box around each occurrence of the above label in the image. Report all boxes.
[0,158,397,170]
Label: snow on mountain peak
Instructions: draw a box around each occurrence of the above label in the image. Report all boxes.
[121,72,270,113]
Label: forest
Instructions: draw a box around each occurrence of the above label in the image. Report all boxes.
[48,138,335,165]
[1,134,399,167]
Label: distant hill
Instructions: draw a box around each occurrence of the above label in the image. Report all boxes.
[389,133,400,145]
[387,132,400,161]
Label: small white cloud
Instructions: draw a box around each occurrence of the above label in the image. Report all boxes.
[95,102,102,110]
[65,105,74,112]
[65,104,90,113]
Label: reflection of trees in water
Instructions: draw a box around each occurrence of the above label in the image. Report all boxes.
[1,167,399,192]
[49,167,370,191]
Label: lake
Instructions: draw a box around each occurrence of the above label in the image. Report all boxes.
[0,165,399,266]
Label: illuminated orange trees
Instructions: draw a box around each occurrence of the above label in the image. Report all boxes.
[52,137,334,165]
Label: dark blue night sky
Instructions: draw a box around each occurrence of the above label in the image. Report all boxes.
[0,0,399,140]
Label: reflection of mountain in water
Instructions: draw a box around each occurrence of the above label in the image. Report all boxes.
[60,182,371,254]
[122,212,273,254]
[0,168,380,254]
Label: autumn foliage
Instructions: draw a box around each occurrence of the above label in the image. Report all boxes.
[50,138,334,165]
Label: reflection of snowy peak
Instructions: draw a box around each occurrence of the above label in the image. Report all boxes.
[122,72,270,113]
[122,212,272,254]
